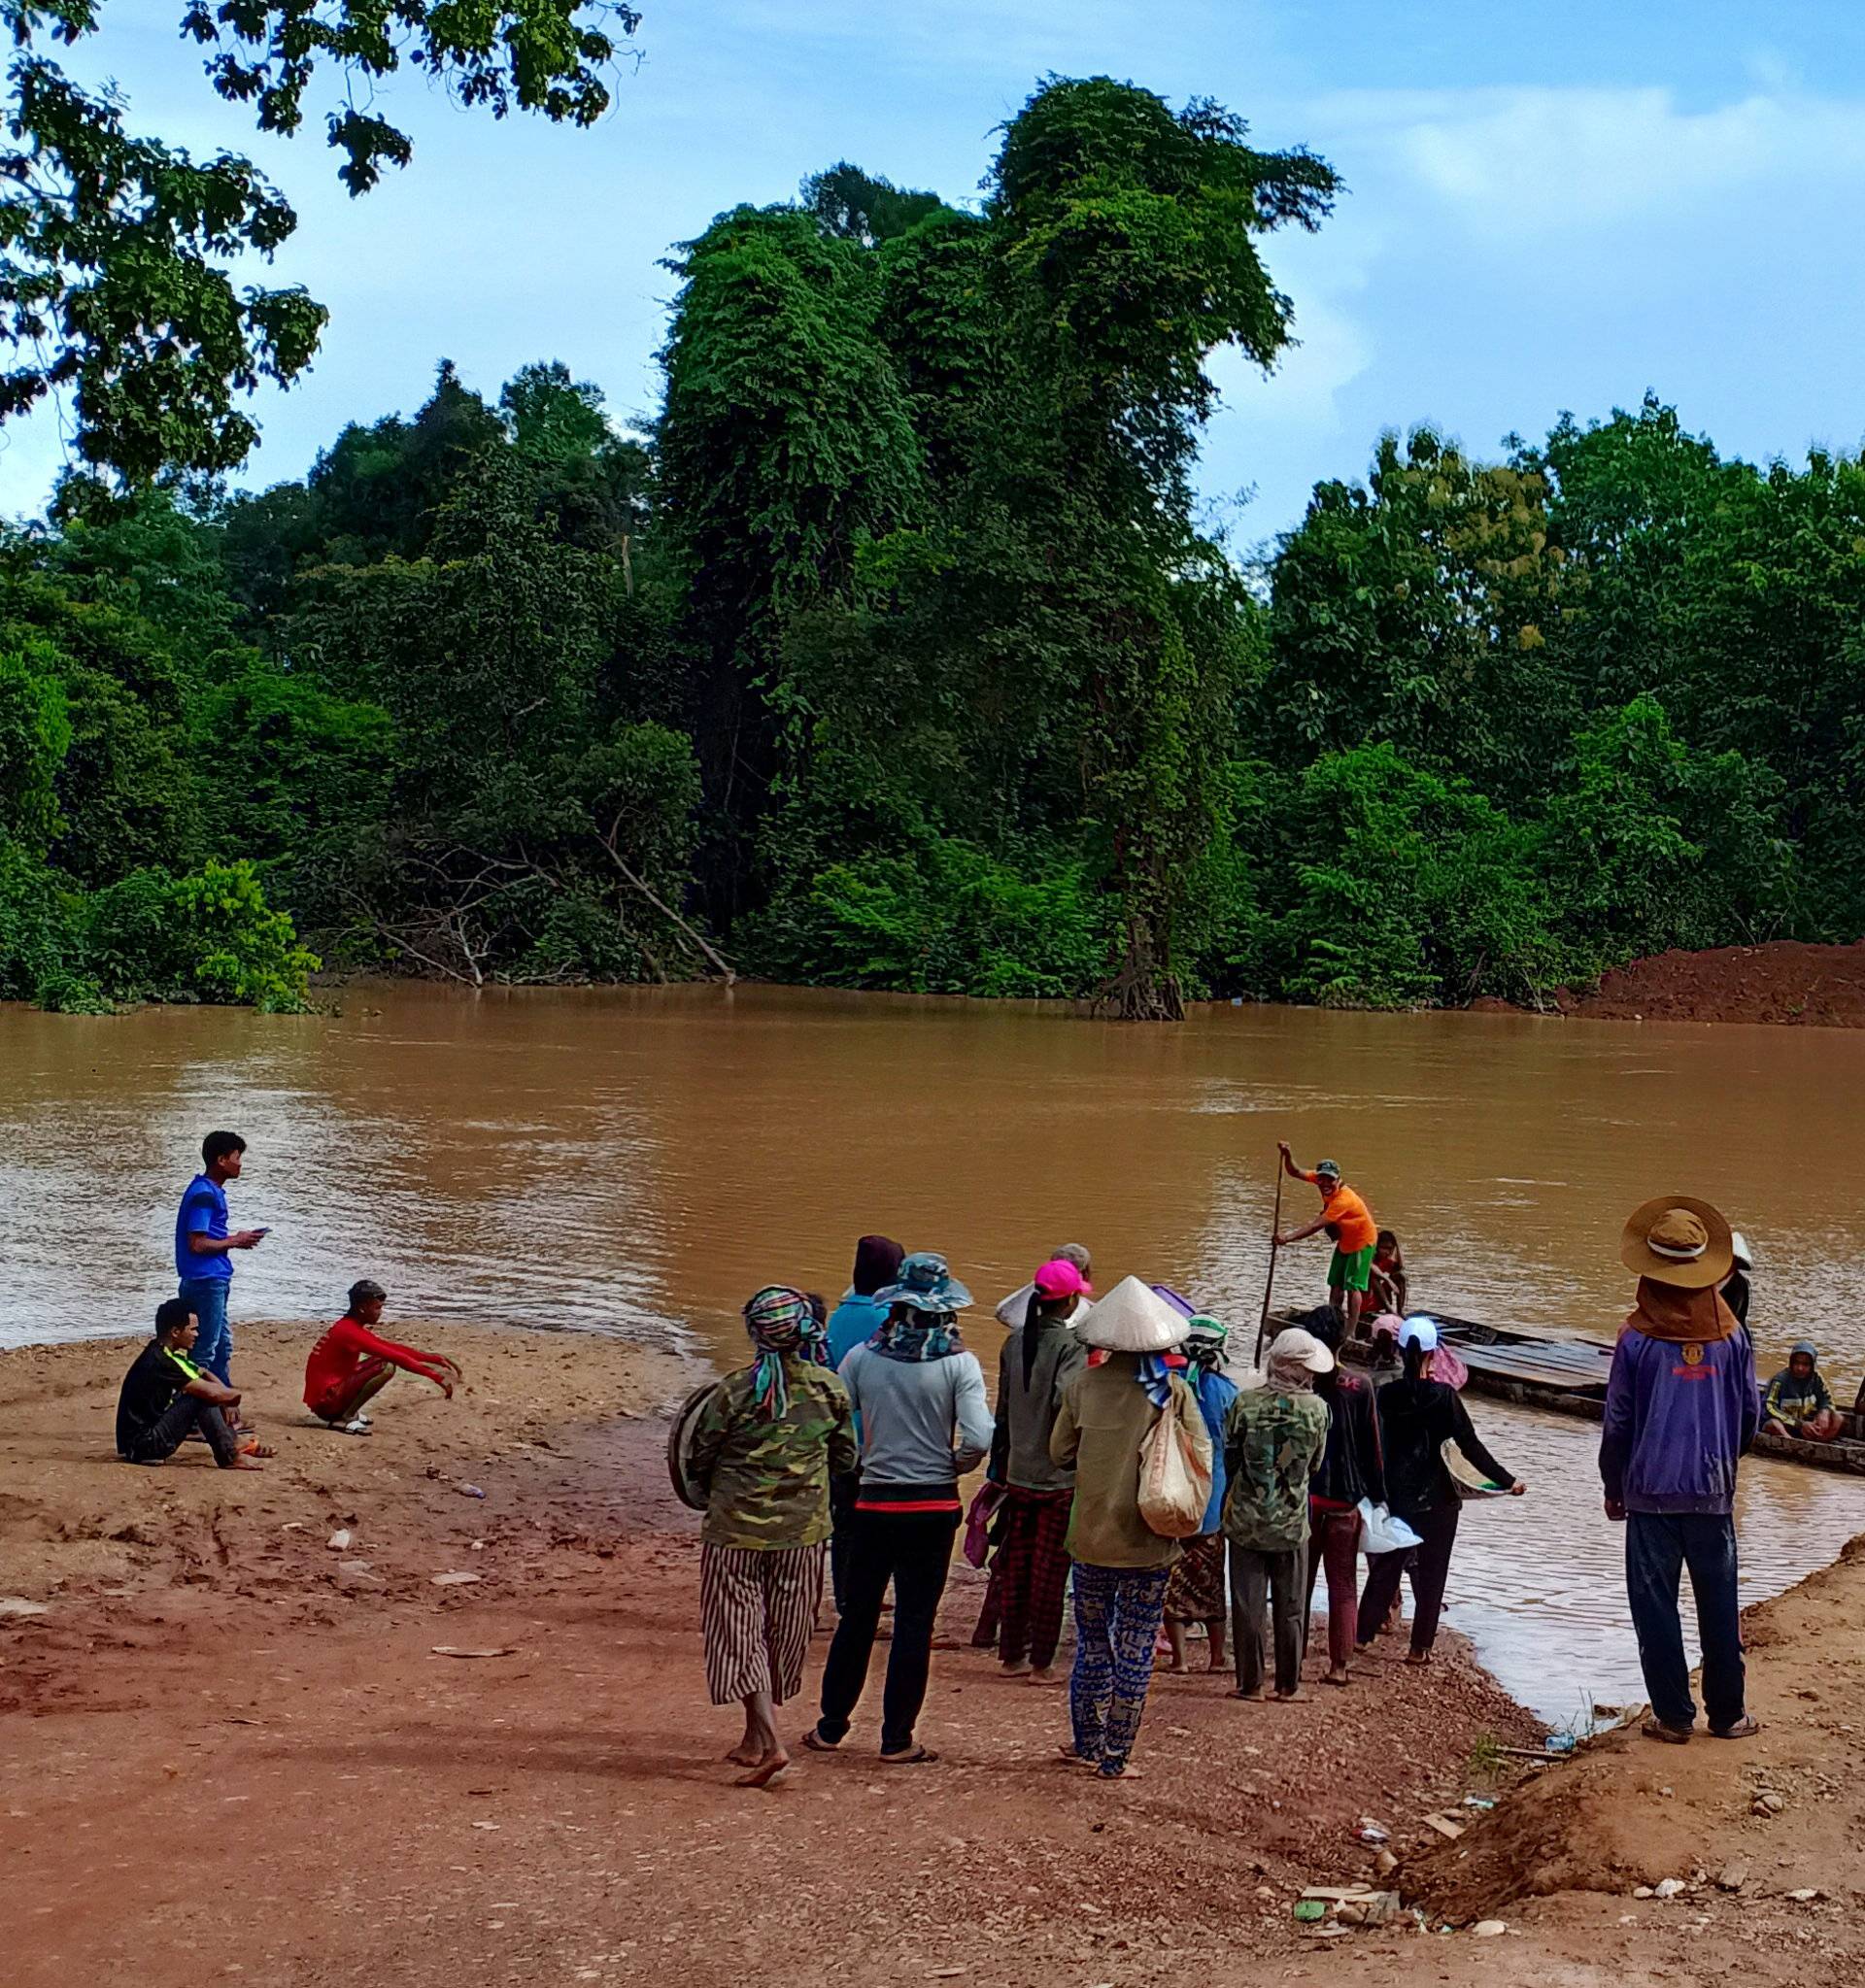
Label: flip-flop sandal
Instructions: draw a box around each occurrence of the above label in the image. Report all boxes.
[879,1746,939,1766]
[1097,1762,1140,1780]
[1710,1715,1761,1739]
[238,1439,277,1459]
[801,1730,840,1754]
[1056,1745,1095,1767]
[1321,1672,1351,1688]
[733,1755,791,1789]
[1641,1717,1692,1744]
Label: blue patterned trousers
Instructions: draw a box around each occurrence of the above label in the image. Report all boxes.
[1068,1562,1171,1775]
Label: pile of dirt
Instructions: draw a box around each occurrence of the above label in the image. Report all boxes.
[1407,1532,1865,1928]
[1560,939,1865,1027]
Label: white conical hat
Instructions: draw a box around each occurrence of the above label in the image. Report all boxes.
[1073,1275,1189,1355]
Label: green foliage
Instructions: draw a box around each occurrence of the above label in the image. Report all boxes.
[1272,744,1561,1009]
[3,5,639,483]
[0,641,71,852]
[5,70,1860,1026]
[84,859,318,1010]
[750,834,1111,999]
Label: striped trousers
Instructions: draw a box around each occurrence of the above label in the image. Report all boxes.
[993,1486,1073,1668]
[699,1541,827,1706]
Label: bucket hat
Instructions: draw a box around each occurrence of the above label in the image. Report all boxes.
[1267,1326,1335,1373]
[1619,1196,1733,1291]
[874,1250,973,1314]
[1074,1275,1190,1355]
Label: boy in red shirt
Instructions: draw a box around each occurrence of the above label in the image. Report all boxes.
[304,1280,460,1434]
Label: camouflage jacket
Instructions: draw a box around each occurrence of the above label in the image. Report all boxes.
[688,1360,858,1551]
[1221,1386,1328,1551]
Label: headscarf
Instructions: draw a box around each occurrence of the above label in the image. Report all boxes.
[869,1305,964,1364]
[1624,1277,1740,1347]
[1183,1316,1229,1374]
[850,1234,904,1298]
[743,1284,829,1416]
[1136,1353,1178,1407]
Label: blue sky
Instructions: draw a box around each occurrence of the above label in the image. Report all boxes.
[6,1,1865,547]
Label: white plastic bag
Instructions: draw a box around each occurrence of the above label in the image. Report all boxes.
[1357,1497,1422,1556]
[1138,1379,1212,1538]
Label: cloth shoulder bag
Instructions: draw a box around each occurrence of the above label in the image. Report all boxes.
[1137,1375,1213,1538]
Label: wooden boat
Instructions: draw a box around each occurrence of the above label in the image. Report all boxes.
[1266,1307,1865,1477]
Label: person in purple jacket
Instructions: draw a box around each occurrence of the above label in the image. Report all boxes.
[1601,1196,1761,1745]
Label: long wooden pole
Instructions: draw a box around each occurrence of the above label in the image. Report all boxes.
[1254,1159,1285,1367]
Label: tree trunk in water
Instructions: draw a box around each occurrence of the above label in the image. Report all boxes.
[1102,910,1184,1022]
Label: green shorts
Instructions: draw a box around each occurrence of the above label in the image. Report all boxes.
[1328,1243,1374,1294]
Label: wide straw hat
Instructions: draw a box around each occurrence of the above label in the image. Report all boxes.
[1619,1195,1734,1291]
[1073,1275,1190,1355]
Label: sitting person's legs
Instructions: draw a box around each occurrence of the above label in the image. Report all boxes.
[312,1356,396,1427]
[128,1392,240,1467]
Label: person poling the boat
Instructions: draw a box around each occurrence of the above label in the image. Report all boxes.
[1601,1196,1760,1745]
[1274,1143,1378,1339]
[1760,1340,1842,1443]
[1355,1318,1524,1667]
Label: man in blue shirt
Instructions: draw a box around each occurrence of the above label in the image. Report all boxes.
[175,1130,265,1386]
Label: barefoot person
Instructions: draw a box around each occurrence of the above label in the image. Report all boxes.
[1274,1144,1378,1338]
[116,1298,269,1469]
[1760,1340,1842,1442]
[1050,1277,1211,1780]
[1224,1327,1331,1701]
[987,1258,1091,1681]
[1356,1319,1524,1664]
[303,1281,460,1432]
[813,1253,992,1766]
[175,1130,266,1390]
[687,1285,858,1786]
[1163,1315,1238,1675]
[1602,1197,1761,1744]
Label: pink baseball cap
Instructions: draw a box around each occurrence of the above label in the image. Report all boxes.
[1034,1257,1093,1298]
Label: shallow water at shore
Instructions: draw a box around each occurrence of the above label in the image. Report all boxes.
[3,979,1863,1719]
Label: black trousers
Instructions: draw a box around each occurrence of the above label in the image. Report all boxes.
[828,1468,862,1614]
[1356,1499,1460,1655]
[817,1503,959,1755]
[123,1391,239,1467]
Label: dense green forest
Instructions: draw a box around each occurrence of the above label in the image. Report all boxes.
[2,74,1853,1018]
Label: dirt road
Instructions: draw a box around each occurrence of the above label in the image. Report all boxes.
[0,1329,1855,1986]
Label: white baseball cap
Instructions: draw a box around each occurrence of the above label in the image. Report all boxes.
[1398,1315,1440,1353]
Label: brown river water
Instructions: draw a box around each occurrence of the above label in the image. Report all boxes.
[4,980,1861,1722]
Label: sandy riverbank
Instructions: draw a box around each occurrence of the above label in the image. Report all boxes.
[0,1326,1856,1987]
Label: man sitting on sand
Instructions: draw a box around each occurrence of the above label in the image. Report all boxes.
[117,1298,270,1469]
[303,1281,460,1434]
[1761,1340,1842,1442]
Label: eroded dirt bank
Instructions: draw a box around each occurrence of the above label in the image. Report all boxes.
[0,1327,1855,1987]
[1558,938,1865,1026]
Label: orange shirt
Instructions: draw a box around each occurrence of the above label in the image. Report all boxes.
[1301,1172,1376,1254]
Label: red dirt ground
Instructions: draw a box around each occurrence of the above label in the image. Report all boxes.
[1558,940,1865,1027]
[1,1326,1857,1988]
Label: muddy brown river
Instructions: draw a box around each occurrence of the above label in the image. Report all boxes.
[4,981,1860,1721]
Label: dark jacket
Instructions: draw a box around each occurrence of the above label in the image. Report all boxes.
[1600,1325,1759,1515]
[1311,1372,1386,1509]
[1376,1376,1515,1523]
